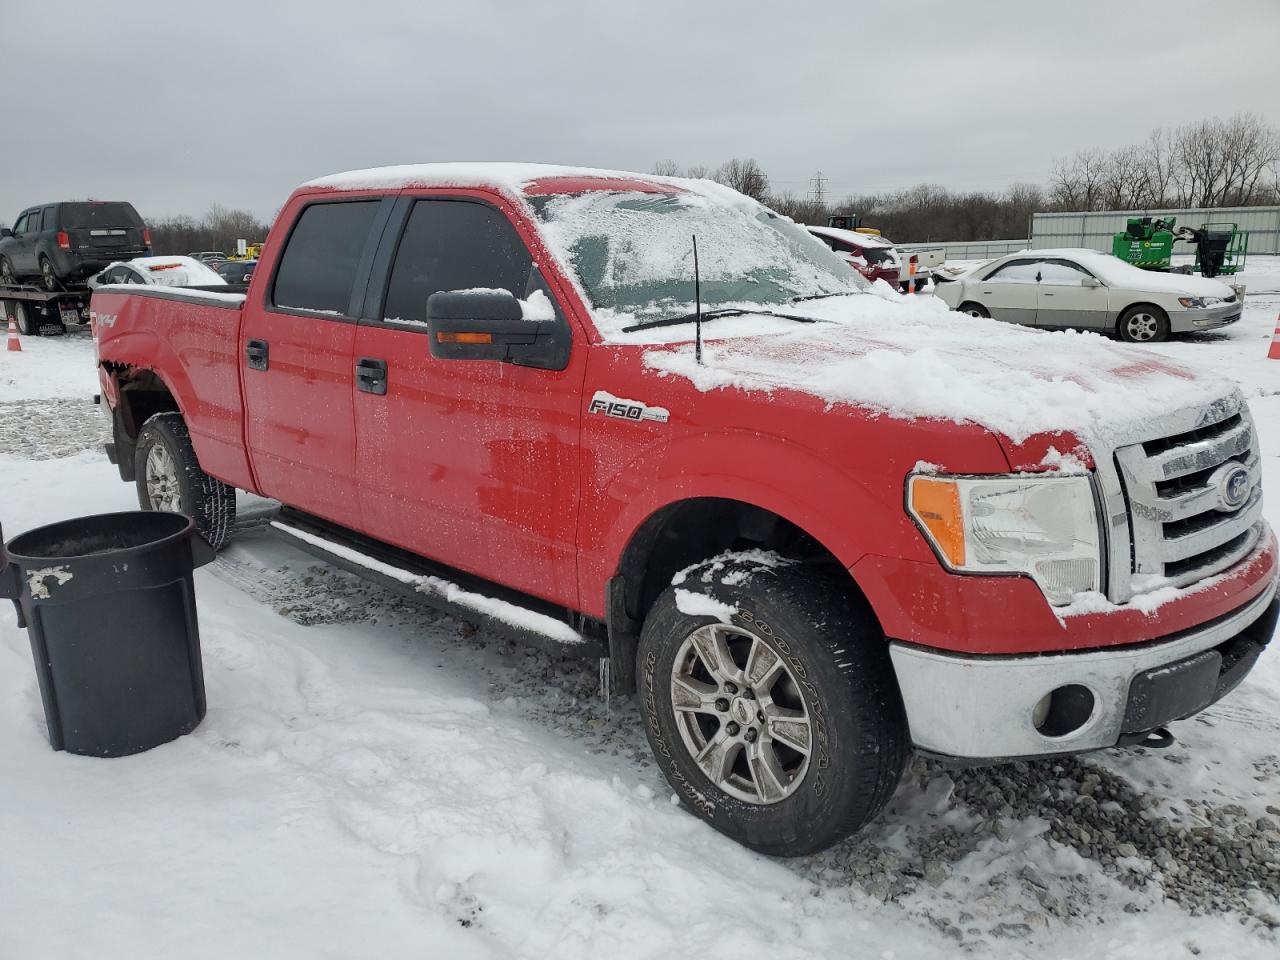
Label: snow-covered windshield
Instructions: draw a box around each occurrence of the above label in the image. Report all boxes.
[529,190,867,338]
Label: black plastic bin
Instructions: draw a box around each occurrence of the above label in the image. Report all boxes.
[0,511,215,757]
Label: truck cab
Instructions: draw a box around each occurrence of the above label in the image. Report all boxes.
[91,164,1277,857]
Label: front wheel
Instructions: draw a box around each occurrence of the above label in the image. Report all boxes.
[134,412,237,550]
[0,257,16,286]
[958,301,989,318]
[1117,304,1170,343]
[638,555,908,856]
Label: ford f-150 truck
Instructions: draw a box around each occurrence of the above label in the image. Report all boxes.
[91,163,1277,857]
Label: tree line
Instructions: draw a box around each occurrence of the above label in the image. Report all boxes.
[145,204,272,256]
[654,112,1280,243]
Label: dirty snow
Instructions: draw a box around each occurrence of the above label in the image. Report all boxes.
[1,259,1279,958]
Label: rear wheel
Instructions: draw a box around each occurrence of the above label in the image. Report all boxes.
[1117,304,1170,343]
[638,555,908,856]
[39,256,59,292]
[13,301,34,336]
[958,301,989,318]
[134,413,237,550]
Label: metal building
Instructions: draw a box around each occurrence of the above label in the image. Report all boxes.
[1031,206,1280,255]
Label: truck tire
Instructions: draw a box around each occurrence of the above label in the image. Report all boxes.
[134,413,236,550]
[958,301,989,318]
[637,555,908,856]
[13,301,34,336]
[1117,304,1170,343]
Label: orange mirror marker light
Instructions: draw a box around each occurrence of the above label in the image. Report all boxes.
[436,332,493,344]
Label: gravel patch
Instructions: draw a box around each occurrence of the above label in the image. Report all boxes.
[0,397,109,460]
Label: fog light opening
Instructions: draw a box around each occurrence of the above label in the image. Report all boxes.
[1033,684,1096,738]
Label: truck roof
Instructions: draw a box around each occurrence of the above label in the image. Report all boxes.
[301,162,723,201]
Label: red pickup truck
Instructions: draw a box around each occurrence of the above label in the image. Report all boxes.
[92,164,1277,856]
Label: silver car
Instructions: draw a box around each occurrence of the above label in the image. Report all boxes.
[932,248,1243,343]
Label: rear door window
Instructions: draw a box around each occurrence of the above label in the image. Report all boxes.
[382,199,533,324]
[985,259,1042,283]
[272,200,381,315]
[26,210,42,233]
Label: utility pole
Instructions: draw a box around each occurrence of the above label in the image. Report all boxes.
[809,171,828,207]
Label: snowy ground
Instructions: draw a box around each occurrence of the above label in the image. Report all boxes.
[1,261,1278,959]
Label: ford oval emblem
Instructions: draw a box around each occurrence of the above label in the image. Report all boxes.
[1212,463,1251,512]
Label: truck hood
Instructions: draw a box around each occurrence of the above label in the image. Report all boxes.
[640,292,1237,449]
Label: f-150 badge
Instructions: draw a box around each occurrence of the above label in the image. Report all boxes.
[589,390,669,424]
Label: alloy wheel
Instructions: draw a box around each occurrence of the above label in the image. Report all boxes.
[669,623,812,805]
[145,444,183,512]
[1125,311,1159,341]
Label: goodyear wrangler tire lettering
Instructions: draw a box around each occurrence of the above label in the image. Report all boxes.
[635,557,909,856]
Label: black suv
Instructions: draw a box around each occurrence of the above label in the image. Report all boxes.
[0,201,150,290]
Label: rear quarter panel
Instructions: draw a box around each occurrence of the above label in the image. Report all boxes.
[94,289,254,490]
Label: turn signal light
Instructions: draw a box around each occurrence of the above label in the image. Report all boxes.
[437,332,492,344]
[907,477,966,566]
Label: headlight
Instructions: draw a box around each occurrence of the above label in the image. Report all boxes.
[1178,296,1223,308]
[907,473,1101,605]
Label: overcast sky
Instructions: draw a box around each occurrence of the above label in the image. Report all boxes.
[3,0,1278,223]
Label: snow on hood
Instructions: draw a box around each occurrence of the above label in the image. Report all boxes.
[642,291,1235,445]
[806,224,895,249]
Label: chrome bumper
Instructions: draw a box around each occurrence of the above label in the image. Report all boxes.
[889,576,1277,760]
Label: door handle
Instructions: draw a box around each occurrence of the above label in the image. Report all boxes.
[245,339,269,371]
[356,357,387,396]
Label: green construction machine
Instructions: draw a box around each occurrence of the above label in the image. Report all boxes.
[1111,216,1248,277]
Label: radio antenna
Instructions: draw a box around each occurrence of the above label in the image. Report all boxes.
[693,234,703,365]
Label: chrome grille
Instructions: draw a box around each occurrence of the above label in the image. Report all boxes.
[1112,399,1264,591]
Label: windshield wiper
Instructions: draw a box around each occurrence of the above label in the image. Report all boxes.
[788,291,859,304]
[622,306,825,333]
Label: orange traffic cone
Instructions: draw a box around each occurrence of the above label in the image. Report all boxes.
[5,311,21,352]
[1269,313,1280,361]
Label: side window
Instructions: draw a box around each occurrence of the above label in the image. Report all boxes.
[1039,259,1091,284]
[13,213,28,234]
[42,206,56,229]
[26,210,43,233]
[985,259,1041,283]
[272,200,381,314]
[382,200,534,324]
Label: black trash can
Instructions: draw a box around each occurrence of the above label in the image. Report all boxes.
[0,511,215,757]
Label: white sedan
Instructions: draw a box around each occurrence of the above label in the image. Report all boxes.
[89,256,227,289]
[932,248,1242,342]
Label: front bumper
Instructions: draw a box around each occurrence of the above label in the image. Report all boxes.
[889,576,1277,761]
[1169,301,1243,332]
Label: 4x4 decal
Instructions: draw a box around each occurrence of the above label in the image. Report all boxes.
[588,390,669,424]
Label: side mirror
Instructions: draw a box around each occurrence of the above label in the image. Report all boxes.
[0,228,12,238]
[426,288,570,371]
[1081,276,1101,288]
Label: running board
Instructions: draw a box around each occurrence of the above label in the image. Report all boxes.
[269,512,604,659]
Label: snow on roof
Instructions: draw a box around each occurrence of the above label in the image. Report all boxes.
[642,291,1237,445]
[300,162,756,207]
[806,225,895,249]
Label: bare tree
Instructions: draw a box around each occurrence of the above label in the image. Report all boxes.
[650,159,681,177]
[712,158,770,202]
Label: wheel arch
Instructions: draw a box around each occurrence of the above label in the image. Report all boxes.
[101,363,184,480]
